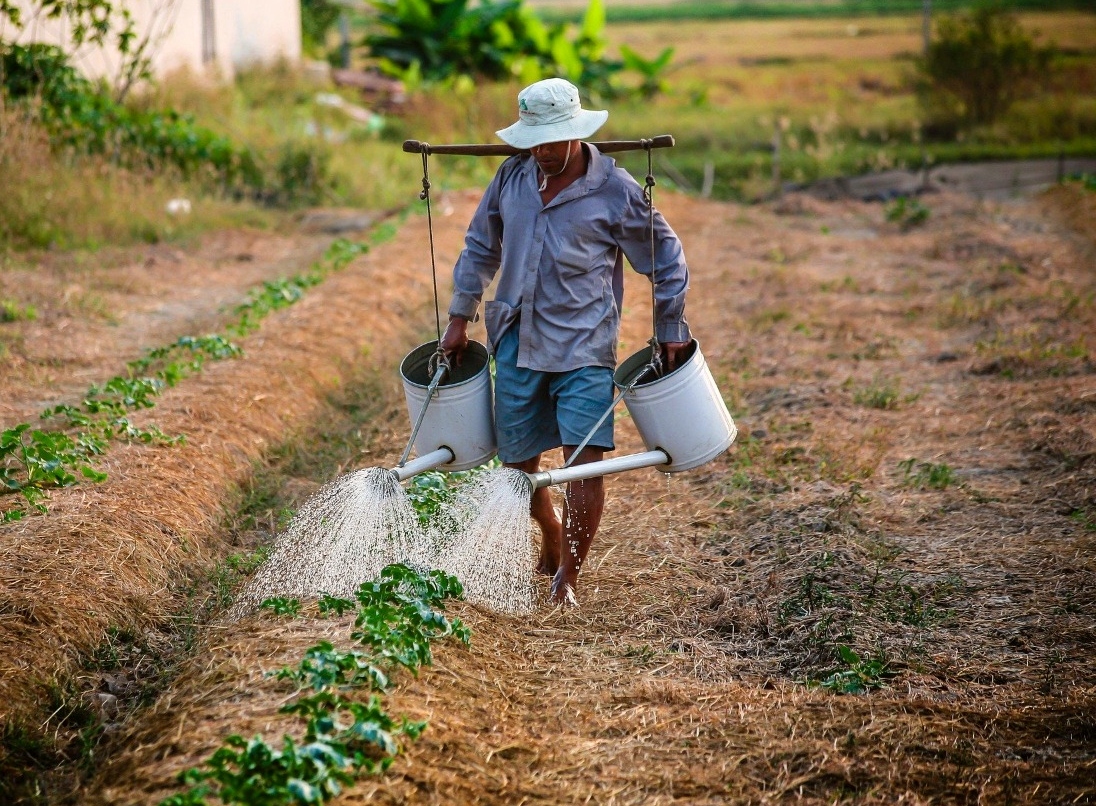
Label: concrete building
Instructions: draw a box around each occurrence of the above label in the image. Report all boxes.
[3,0,301,82]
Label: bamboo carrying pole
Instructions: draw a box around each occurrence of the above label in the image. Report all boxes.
[402,135,675,156]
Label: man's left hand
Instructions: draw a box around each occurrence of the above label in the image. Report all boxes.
[660,341,690,373]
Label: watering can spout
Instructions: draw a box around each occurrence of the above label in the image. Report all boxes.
[389,447,455,482]
[524,449,670,491]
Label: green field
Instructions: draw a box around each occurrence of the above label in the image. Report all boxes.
[399,8,1096,201]
[2,4,1094,249]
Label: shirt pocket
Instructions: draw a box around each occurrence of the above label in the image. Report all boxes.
[552,221,611,278]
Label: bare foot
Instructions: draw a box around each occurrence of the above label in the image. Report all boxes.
[550,571,578,607]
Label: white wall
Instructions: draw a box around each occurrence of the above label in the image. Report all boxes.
[2,0,301,83]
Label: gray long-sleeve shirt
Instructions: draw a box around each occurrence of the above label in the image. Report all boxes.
[448,144,690,373]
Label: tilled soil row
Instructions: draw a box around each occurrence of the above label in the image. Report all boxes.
[0,200,476,737]
[3,186,1094,804]
[75,189,1096,804]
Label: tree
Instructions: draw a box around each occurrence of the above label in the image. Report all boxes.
[917,3,1049,128]
[0,0,179,101]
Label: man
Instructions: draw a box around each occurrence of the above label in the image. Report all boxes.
[440,77,691,606]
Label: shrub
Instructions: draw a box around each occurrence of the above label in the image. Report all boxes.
[917,4,1050,129]
[363,0,671,99]
[1,44,333,209]
[301,0,344,57]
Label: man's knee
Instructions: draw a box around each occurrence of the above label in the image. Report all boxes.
[562,445,604,466]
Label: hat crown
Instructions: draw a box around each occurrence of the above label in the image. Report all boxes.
[517,78,582,127]
[495,77,606,149]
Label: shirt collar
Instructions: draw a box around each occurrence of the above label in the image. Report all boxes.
[524,142,612,205]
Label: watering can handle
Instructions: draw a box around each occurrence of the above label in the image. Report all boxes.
[403,135,675,157]
[397,360,450,468]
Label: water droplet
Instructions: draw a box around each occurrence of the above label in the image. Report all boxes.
[235,466,537,615]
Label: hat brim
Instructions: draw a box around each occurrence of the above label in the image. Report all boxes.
[496,109,608,150]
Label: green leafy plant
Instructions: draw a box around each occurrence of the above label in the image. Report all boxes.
[364,0,669,99]
[404,457,500,525]
[815,645,893,694]
[365,0,555,83]
[2,44,340,207]
[898,458,956,490]
[619,44,675,99]
[0,425,107,521]
[260,597,303,618]
[0,0,149,100]
[2,44,265,195]
[884,196,930,230]
[301,0,344,57]
[1,238,369,523]
[317,594,357,618]
[162,564,468,805]
[851,376,901,410]
[1066,172,1096,192]
[0,298,37,322]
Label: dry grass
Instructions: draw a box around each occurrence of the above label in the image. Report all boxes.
[30,187,1088,805]
[0,202,464,774]
[0,110,272,251]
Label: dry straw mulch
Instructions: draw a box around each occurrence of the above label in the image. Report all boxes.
[5,186,1096,804]
[0,202,472,733]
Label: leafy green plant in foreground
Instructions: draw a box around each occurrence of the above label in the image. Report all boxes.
[161,564,468,806]
[0,425,107,520]
[813,645,894,694]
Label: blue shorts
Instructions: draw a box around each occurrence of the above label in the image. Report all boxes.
[493,326,616,464]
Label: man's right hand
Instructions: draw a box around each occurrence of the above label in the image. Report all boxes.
[440,316,470,366]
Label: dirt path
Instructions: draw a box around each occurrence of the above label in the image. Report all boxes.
[2,185,1095,803]
[0,230,336,426]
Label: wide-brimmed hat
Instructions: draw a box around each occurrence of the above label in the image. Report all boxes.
[496,78,608,150]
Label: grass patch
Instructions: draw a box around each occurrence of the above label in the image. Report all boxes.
[850,376,903,410]
[898,458,956,489]
[811,644,895,694]
[0,109,274,251]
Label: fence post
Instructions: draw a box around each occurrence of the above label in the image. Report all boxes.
[772,124,782,200]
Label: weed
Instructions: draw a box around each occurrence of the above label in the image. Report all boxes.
[1069,508,1096,533]
[260,597,303,618]
[851,376,901,410]
[859,568,952,627]
[623,645,657,663]
[813,645,894,694]
[1066,172,1096,192]
[884,196,930,230]
[898,458,956,490]
[0,298,37,322]
[820,276,859,293]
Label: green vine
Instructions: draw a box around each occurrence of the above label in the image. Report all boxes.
[161,564,469,805]
[1,238,370,523]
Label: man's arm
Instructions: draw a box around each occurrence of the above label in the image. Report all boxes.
[615,183,692,371]
[447,163,509,328]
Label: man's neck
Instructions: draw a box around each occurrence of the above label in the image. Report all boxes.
[538,142,587,204]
